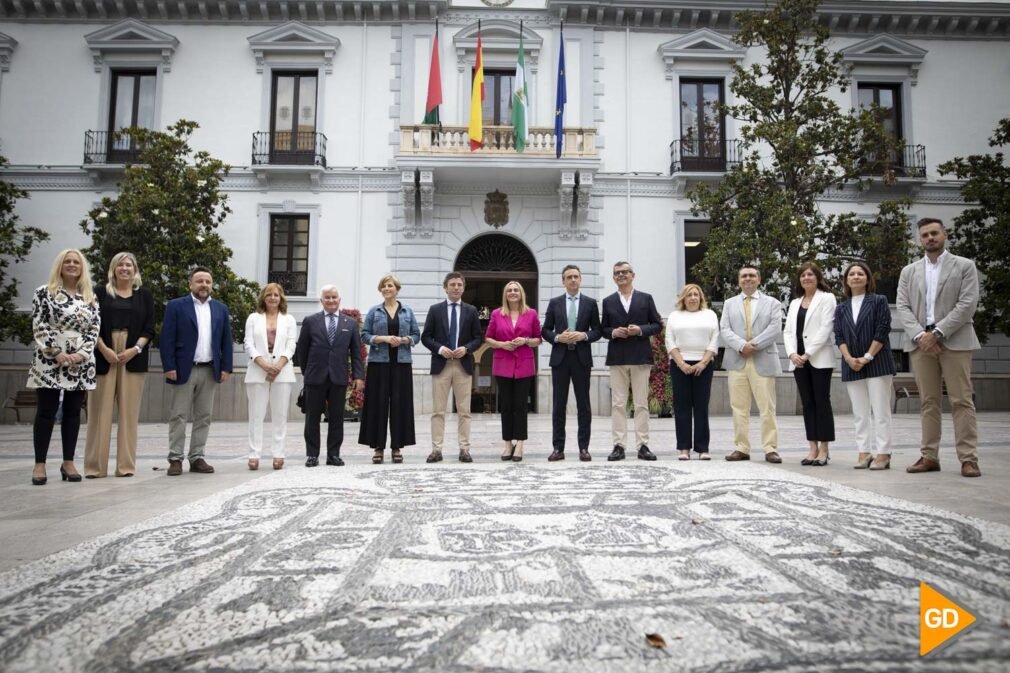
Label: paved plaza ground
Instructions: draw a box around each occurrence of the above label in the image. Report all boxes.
[0,412,1008,671]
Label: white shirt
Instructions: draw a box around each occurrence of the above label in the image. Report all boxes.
[924,250,948,326]
[851,294,865,324]
[619,290,634,314]
[665,309,720,361]
[192,294,213,363]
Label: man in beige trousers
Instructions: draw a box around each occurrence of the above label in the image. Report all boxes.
[896,217,982,478]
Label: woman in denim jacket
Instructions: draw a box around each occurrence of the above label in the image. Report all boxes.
[358,274,421,463]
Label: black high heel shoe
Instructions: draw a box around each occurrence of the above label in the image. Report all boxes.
[501,441,516,462]
[31,472,47,486]
[60,466,82,482]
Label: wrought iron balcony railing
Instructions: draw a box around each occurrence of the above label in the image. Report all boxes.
[83,130,144,165]
[252,131,327,167]
[861,144,926,179]
[399,124,597,157]
[669,138,743,175]
[267,270,308,297]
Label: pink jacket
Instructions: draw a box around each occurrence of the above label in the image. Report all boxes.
[485,308,542,379]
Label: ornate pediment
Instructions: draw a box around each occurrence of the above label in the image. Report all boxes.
[841,34,928,85]
[454,19,543,74]
[0,33,17,73]
[84,19,178,72]
[657,29,746,79]
[247,21,341,73]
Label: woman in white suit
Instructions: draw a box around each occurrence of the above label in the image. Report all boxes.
[243,283,297,470]
[784,262,837,466]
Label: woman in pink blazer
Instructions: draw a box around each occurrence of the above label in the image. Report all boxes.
[485,281,542,462]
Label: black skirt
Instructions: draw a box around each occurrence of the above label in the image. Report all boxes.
[358,361,416,450]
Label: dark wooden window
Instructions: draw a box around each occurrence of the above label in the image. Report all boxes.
[480,69,515,125]
[268,214,310,296]
[270,71,318,161]
[858,83,904,172]
[679,79,726,171]
[108,70,156,161]
[684,220,723,302]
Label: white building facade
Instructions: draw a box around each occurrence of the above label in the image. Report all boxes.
[2,0,1009,420]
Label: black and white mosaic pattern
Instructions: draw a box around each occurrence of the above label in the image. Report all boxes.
[2,464,1009,672]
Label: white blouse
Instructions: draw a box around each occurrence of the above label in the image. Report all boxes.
[665,308,720,362]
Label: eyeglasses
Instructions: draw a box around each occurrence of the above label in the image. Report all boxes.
[613,270,631,277]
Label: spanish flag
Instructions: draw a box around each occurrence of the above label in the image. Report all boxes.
[468,28,484,151]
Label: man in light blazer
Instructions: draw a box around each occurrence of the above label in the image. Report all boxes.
[295,285,364,467]
[421,272,484,463]
[161,267,233,476]
[721,265,784,462]
[601,261,663,461]
[897,217,982,478]
[541,264,602,461]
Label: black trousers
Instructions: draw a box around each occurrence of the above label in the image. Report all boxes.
[551,350,592,452]
[793,365,835,442]
[497,375,532,441]
[670,361,714,452]
[34,389,86,463]
[304,381,347,458]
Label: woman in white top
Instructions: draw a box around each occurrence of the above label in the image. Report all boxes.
[665,284,720,460]
[784,262,838,467]
[243,283,297,470]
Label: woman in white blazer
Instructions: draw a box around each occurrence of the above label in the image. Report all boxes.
[784,263,837,466]
[243,283,298,470]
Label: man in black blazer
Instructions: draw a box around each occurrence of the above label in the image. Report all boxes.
[541,264,601,461]
[295,285,364,467]
[601,261,663,461]
[421,272,483,463]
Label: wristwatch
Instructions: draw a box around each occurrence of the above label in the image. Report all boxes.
[862,352,874,361]
[135,344,144,354]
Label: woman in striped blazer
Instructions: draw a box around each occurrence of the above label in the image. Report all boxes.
[833,262,897,470]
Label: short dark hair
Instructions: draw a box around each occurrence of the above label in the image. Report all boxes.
[561,264,581,278]
[791,262,831,298]
[612,260,633,272]
[841,261,876,298]
[189,266,213,280]
[443,271,465,287]
[739,264,760,277]
[917,217,945,230]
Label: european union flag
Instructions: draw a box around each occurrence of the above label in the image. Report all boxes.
[554,26,567,159]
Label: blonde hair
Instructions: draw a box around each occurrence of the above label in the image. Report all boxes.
[257,283,288,314]
[47,249,95,305]
[105,251,143,295]
[675,284,709,311]
[499,281,529,315]
[377,273,402,292]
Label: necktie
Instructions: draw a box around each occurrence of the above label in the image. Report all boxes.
[327,313,337,345]
[449,303,458,350]
[567,296,578,331]
[744,296,753,340]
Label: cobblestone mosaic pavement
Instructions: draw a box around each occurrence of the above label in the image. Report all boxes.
[1,462,1009,672]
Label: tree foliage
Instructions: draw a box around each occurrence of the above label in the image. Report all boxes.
[0,156,49,344]
[689,0,911,300]
[80,120,258,344]
[938,118,1010,339]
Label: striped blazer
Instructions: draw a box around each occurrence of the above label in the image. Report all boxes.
[833,293,897,382]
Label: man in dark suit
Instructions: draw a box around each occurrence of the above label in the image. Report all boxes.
[601,261,663,461]
[161,267,233,476]
[295,285,364,467]
[541,264,601,461]
[421,272,483,463]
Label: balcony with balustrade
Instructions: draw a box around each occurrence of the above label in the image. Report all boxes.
[251,131,327,186]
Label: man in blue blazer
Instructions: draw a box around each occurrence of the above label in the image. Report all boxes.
[161,267,233,476]
[541,264,601,461]
[295,285,365,467]
[601,261,663,461]
[421,272,483,463]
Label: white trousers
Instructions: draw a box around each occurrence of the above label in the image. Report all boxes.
[246,381,293,459]
[844,375,893,455]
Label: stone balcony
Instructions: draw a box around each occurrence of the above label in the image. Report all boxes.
[399,124,597,158]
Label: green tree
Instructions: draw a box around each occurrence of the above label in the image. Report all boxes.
[0,156,49,344]
[938,118,1010,339]
[80,120,258,344]
[689,0,911,299]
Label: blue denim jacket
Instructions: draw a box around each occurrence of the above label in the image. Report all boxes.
[362,302,420,364]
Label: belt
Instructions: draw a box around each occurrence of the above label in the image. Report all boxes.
[193,362,212,367]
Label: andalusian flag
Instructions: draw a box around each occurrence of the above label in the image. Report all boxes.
[512,27,528,152]
[468,27,484,151]
[423,22,442,125]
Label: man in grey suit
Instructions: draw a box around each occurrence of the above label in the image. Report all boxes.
[897,217,982,478]
[721,265,784,463]
[295,285,365,467]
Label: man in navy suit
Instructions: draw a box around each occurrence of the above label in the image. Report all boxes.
[601,261,663,461]
[421,272,483,463]
[295,285,364,467]
[541,264,601,461]
[161,267,233,476]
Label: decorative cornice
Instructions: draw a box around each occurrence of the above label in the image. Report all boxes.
[841,33,928,85]
[657,27,746,79]
[0,32,16,73]
[84,19,178,73]
[454,18,543,74]
[247,21,341,73]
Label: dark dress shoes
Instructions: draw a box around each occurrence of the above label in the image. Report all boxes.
[765,452,782,464]
[579,449,592,462]
[607,446,626,461]
[725,450,750,461]
[426,451,443,463]
[189,458,215,473]
[960,461,981,478]
[458,450,473,463]
[167,460,183,476]
[547,449,565,462]
[305,457,319,467]
[637,446,657,461]
[907,457,940,473]
[326,456,345,466]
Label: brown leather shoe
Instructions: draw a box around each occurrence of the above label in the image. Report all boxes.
[426,451,443,464]
[167,460,183,476]
[765,451,782,464]
[189,458,215,474]
[725,450,750,461]
[579,449,592,462]
[548,449,565,462]
[906,457,940,473]
[458,450,473,463]
[961,461,981,478]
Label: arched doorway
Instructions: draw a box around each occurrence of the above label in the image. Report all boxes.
[455,234,538,414]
